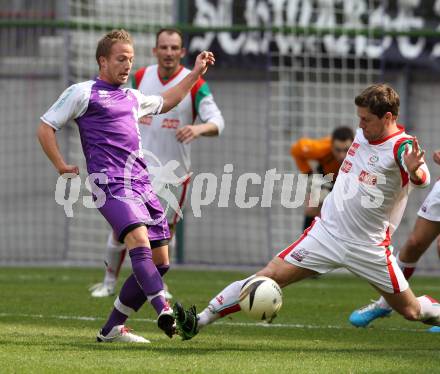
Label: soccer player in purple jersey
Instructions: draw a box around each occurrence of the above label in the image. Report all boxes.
[37,29,214,343]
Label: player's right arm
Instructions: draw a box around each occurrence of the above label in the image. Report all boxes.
[37,83,89,174]
[37,124,79,175]
[290,137,331,174]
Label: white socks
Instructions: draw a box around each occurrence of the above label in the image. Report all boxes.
[417,295,440,324]
[197,275,255,329]
[104,231,126,285]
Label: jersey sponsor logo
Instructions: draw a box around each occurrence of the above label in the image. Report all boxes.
[348,142,360,156]
[290,247,309,262]
[161,118,180,129]
[139,116,153,126]
[358,170,377,185]
[98,90,110,98]
[340,159,352,173]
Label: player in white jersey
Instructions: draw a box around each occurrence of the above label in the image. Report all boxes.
[172,84,440,341]
[90,28,225,298]
[349,149,440,330]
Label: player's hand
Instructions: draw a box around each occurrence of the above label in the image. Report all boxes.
[403,138,425,174]
[433,150,440,165]
[193,51,215,76]
[176,125,201,144]
[58,164,80,177]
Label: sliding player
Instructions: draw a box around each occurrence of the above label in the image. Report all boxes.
[173,84,440,340]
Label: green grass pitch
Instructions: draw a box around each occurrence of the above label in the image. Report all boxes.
[0,267,439,373]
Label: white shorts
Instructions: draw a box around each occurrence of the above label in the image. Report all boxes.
[277,218,409,294]
[417,179,440,222]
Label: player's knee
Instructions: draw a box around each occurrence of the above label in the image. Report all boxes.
[124,228,150,249]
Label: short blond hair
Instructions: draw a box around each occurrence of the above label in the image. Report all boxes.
[96,29,133,69]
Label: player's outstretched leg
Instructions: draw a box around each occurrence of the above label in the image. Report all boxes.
[349,216,440,327]
[185,257,317,340]
[91,231,126,298]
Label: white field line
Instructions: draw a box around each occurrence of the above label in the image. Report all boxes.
[0,312,429,333]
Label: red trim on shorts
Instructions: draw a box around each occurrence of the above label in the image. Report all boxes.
[218,304,241,317]
[278,219,316,260]
[378,227,391,247]
[385,248,400,293]
[172,176,191,226]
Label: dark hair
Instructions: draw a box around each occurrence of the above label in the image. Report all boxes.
[155,28,184,48]
[332,126,354,142]
[354,83,400,118]
[96,29,133,69]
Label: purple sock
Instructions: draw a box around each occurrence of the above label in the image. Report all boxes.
[101,308,127,336]
[129,247,167,314]
[119,273,147,311]
[156,264,170,277]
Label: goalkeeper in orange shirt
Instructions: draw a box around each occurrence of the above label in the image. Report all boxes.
[290,126,354,230]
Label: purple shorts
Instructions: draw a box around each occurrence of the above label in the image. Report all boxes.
[96,179,170,244]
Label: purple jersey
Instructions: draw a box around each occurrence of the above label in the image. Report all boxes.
[41,78,163,180]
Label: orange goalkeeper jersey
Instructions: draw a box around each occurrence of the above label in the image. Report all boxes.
[290,136,340,179]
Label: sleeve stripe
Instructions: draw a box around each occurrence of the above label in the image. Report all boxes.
[393,137,413,187]
[190,78,207,121]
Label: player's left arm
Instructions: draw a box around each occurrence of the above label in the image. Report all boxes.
[176,82,225,144]
[161,51,215,114]
[401,137,430,188]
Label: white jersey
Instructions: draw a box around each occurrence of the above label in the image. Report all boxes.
[320,126,430,246]
[132,64,224,178]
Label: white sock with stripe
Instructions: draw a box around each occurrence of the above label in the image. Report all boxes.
[104,232,126,285]
[197,274,255,328]
[417,295,440,325]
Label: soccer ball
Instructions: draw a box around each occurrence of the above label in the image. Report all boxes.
[238,276,283,322]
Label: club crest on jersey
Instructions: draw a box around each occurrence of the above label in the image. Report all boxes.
[359,170,377,185]
[368,154,379,166]
[341,159,353,173]
[348,143,360,156]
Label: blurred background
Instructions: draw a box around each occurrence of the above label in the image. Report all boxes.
[1,0,439,272]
